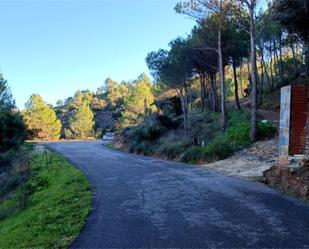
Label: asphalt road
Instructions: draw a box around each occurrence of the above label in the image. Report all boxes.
[46,141,309,249]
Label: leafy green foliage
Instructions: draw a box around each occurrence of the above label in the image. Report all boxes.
[0,74,15,110]
[68,103,94,139]
[180,137,234,163]
[156,131,191,159]
[258,121,278,140]
[0,74,25,152]
[273,0,309,44]
[225,110,251,147]
[0,111,25,153]
[96,78,129,108]
[69,90,105,111]
[201,136,234,161]
[119,110,277,164]
[23,95,62,141]
[119,74,156,128]
[0,151,92,249]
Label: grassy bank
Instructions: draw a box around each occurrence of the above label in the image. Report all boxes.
[0,149,92,249]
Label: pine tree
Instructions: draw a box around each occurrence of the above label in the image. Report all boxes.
[23,94,62,141]
[119,74,156,127]
[69,103,94,139]
[0,73,15,110]
[0,74,25,151]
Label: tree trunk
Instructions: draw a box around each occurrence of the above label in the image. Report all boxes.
[202,73,207,109]
[210,73,218,112]
[261,48,273,92]
[232,59,241,110]
[218,27,227,131]
[188,84,193,112]
[199,73,205,112]
[258,58,264,106]
[273,39,280,88]
[239,64,243,97]
[247,59,252,90]
[291,41,300,77]
[304,39,309,79]
[178,87,189,135]
[269,42,275,90]
[278,32,285,84]
[249,2,258,142]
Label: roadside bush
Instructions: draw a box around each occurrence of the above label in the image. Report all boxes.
[0,148,31,198]
[117,109,277,164]
[202,137,234,161]
[226,122,251,147]
[227,110,250,127]
[225,110,277,148]
[180,146,203,163]
[181,137,234,163]
[258,121,277,140]
[189,112,220,145]
[128,141,155,155]
[132,121,166,142]
[121,118,167,146]
[156,131,192,159]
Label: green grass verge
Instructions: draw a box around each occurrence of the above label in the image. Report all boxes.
[0,151,92,249]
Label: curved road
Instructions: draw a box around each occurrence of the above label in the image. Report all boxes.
[46,141,309,249]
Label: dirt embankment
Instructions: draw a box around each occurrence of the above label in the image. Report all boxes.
[203,138,278,179]
[264,165,309,199]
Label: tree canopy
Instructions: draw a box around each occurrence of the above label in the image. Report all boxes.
[68,103,94,139]
[23,94,62,141]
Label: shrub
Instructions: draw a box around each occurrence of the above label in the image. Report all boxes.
[121,119,167,143]
[180,146,203,163]
[133,122,165,141]
[156,131,192,159]
[202,136,234,162]
[128,141,155,155]
[189,112,221,145]
[258,121,277,140]
[0,148,31,198]
[181,137,234,163]
[227,110,250,127]
[226,122,251,147]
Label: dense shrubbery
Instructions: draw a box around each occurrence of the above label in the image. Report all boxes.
[156,131,191,159]
[0,146,32,199]
[117,110,277,164]
[119,116,170,155]
[258,122,277,140]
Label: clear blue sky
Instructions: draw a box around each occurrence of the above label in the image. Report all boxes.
[0,0,195,109]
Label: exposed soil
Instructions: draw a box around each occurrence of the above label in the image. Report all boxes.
[264,165,309,199]
[203,138,278,179]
